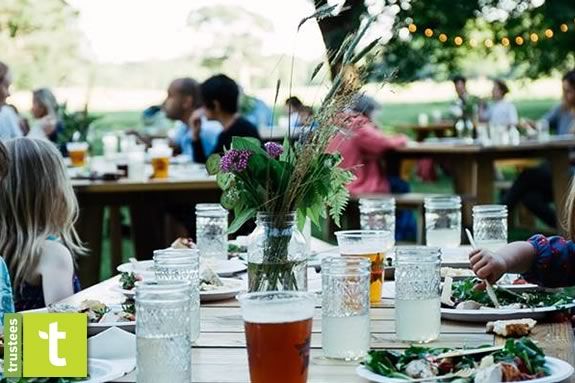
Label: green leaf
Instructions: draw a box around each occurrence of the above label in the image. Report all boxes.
[221,188,240,209]
[231,136,266,156]
[206,154,221,175]
[216,172,234,190]
[310,61,325,81]
[228,207,257,234]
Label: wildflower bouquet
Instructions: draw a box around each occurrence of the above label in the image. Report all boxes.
[207,10,380,291]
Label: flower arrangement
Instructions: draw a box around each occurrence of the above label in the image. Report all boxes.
[206,11,381,291]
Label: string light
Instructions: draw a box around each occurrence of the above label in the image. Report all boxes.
[560,23,569,32]
[454,36,463,45]
[438,33,448,42]
[469,38,478,47]
[408,23,417,33]
[545,29,554,38]
[515,36,524,45]
[484,39,494,48]
[501,37,510,47]
[424,28,433,37]
[530,33,539,42]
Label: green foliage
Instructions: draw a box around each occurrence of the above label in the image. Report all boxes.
[0,0,81,88]
[57,104,101,145]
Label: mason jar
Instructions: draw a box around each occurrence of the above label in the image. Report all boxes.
[359,198,396,239]
[136,281,192,383]
[196,203,228,260]
[473,205,508,252]
[322,257,371,360]
[153,248,200,342]
[424,196,462,247]
[247,212,307,292]
[395,247,441,343]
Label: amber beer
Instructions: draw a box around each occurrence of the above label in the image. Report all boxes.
[335,230,394,304]
[341,251,385,303]
[238,292,315,383]
[149,146,172,179]
[66,142,89,167]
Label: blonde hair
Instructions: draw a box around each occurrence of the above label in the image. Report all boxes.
[0,138,86,288]
[33,88,59,117]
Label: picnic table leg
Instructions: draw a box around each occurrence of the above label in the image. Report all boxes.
[76,205,104,288]
[451,156,475,227]
[548,149,571,236]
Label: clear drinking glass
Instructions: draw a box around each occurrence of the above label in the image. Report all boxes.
[196,204,228,260]
[424,196,462,247]
[136,281,192,383]
[334,230,394,304]
[321,257,371,360]
[238,291,315,383]
[359,198,396,238]
[473,205,508,252]
[395,247,441,343]
[153,248,200,342]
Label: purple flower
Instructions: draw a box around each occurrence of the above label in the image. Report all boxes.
[264,142,283,158]
[220,149,252,173]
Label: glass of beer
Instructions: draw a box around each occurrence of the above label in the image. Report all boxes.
[335,230,394,304]
[238,291,315,383]
[66,142,89,167]
[149,145,172,179]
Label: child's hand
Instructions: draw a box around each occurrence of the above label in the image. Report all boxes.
[469,249,508,284]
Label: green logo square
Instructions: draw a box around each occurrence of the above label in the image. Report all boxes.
[22,313,87,377]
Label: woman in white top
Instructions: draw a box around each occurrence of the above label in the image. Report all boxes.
[28,88,59,140]
[0,61,23,140]
[479,79,519,127]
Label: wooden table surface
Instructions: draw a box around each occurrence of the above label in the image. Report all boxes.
[62,244,575,383]
[390,137,575,229]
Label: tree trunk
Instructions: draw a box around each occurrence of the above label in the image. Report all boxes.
[314,0,366,79]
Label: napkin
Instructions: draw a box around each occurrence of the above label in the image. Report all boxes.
[88,327,136,376]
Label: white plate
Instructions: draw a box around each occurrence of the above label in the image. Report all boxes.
[356,356,574,383]
[441,302,575,322]
[111,284,136,297]
[87,304,135,336]
[117,258,248,278]
[80,358,128,383]
[201,278,245,302]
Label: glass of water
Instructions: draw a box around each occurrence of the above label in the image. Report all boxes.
[473,205,508,252]
[153,248,200,341]
[424,196,462,247]
[359,198,396,240]
[196,203,228,260]
[395,247,441,343]
[136,281,192,383]
[322,257,371,360]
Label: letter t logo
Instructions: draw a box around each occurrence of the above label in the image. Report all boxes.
[38,322,67,367]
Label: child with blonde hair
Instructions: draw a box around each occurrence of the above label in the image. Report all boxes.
[470,179,575,288]
[0,141,15,321]
[0,138,85,310]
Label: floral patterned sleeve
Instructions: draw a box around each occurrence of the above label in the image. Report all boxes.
[0,257,14,324]
[523,234,575,288]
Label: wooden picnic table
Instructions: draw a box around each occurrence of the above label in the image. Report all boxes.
[72,169,220,287]
[389,138,575,228]
[61,243,575,383]
[396,121,455,142]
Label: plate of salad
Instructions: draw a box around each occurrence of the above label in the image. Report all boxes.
[357,338,574,382]
[441,278,575,322]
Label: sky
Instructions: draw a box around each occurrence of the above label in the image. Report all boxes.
[69,0,328,63]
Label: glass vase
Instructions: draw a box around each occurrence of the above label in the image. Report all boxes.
[247,212,307,292]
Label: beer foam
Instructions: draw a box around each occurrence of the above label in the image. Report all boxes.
[241,301,315,324]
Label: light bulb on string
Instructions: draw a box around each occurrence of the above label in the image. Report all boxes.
[560,24,568,33]
[438,33,448,42]
[515,36,524,45]
[408,23,417,33]
[501,37,510,47]
[484,39,494,48]
[424,28,434,37]
[545,29,554,38]
[454,36,463,46]
[469,38,478,47]
[530,33,539,42]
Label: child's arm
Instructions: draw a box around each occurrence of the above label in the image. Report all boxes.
[469,241,536,283]
[38,240,75,306]
[470,235,575,288]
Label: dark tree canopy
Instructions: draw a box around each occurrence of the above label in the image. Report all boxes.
[314,0,575,82]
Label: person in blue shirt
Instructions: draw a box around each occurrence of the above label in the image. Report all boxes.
[164,78,222,160]
[241,94,273,129]
[0,141,14,323]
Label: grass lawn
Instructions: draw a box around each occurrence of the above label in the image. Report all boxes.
[90,99,557,280]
